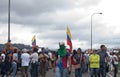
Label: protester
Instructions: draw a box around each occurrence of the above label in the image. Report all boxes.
[12,49,18,77]
[73,48,86,77]
[30,48,39,77]
[17,50,22,71]
[107,52,113,72]
[21,49,30,77]
[112,52,119,77]
[98,45,109,77]
[28,50,33,77]
[51,51,56,69]
[89,50,100,77]
[71,50,77,66]
[39,49,49,77]
[54,42,71,77]
[85,52,89,72]
[5,50,13,77]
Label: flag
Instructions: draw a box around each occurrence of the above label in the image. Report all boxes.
[32,35,36,48]
[66,27,72,52]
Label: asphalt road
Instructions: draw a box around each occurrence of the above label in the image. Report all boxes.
[1,69,119,77]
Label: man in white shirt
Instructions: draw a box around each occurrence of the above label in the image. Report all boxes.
[112,52,119,77]
[21,49,30,77]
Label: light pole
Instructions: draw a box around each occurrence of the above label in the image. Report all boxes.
[8,0,11,42]
[91,12,102,51]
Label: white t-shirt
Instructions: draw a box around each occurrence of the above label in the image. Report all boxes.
[30,52,38,63]
[13,53,18,60]
[109,55,113,64]
[113,55,119,64]
[1,53,5,62]
[21,53,30,66]
[48,52,52,59]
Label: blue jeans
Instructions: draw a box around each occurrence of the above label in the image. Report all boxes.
[31,62,38,77]
[113,64,118,77]
[90,68,99,77]
[82,64,86,73]
[1,62,6,77]
[29,63,32,77]
[75,68,83,77]
[98,63,106,77]
[1,62,11,77]
[60,68,69,77]
[56,67,60,77]
[12,62,17,77]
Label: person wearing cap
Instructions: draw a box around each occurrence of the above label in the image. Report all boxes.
[98,45,109,77]
[54,42,71,77]
[89,50,100,77]
[21,49,30,77]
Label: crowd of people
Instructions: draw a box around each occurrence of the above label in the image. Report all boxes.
[0,41,119,77]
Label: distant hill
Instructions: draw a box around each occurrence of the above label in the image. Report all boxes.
[0,43,31,50]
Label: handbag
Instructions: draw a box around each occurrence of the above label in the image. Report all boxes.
[73,64,81,69]
[73,54,82,69]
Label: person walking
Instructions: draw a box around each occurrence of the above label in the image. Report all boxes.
[21,49,30,77]
[85,52,89,72]
[73,48,86,77]
[39,51,49,77]
[89,50,100,77]
[30,48,39,77]
[112,52,119,77]
[12,49,18,77]
[54,42,71,77]
[98,45,109,77]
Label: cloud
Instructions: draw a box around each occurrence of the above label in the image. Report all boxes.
[0,0,102,24]
[0,0,120,49]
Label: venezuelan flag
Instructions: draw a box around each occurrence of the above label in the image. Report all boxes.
[66,27,72,52]
[32,35,36,48]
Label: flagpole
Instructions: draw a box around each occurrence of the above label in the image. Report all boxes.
[8,0,11,42]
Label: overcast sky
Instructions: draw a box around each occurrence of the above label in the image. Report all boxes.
[0,0,120,49]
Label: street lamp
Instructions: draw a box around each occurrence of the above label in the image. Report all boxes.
[91,12,102,51]
[8,0,11,42]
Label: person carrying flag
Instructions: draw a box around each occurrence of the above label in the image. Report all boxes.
[54,42,71,77]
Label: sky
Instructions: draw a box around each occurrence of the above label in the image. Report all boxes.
[0,0,120,50]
